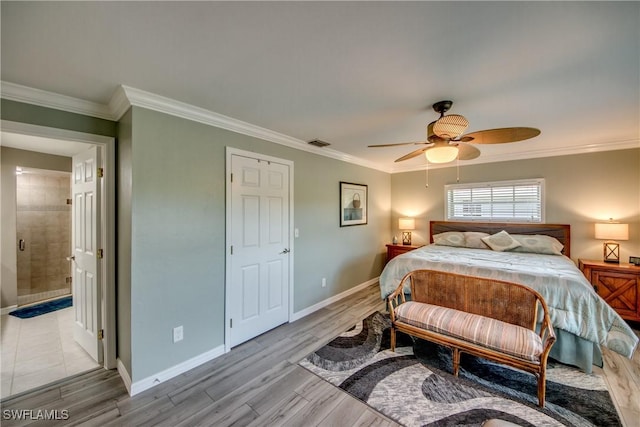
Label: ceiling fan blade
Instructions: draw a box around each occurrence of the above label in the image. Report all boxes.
[457,143,481,160]
[395,146,430,162]
[463,127,541,144]
[368,141,428,148]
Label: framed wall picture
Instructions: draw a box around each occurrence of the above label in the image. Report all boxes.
[340,182,367,226]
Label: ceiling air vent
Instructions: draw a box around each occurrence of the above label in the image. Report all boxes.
[307,139,331,148]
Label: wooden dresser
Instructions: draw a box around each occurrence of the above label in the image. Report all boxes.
[386,244,422,264]
[579,259,640,322]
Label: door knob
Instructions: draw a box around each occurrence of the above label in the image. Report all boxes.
[279,248,290,254]
[66,255,76,261]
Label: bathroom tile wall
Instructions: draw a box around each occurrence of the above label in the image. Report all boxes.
[16,170,71,305]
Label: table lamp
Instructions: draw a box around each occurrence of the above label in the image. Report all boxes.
[399,218,415,246]
[595,220,629,263]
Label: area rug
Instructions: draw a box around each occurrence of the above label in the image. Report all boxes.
[299,311,621,427]
[9,296,72,319]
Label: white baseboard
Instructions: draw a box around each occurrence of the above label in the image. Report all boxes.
[1,305,17,315]
[290,277,379,322]
[122,345,225,396]
[114,279,379,396]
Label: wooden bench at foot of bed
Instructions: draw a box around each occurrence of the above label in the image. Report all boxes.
[387,269,556,407]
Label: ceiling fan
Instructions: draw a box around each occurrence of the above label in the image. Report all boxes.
[368,100,540,164]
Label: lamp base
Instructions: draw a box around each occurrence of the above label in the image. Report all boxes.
[402,231,412,246]
[603,242,620,263]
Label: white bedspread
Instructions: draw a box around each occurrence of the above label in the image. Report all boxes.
[380,245,639,358]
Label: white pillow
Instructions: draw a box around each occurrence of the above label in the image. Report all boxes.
[463,232,490,249]
[433,231,466,247]
[481,230,521,252]
[510,234,564,255]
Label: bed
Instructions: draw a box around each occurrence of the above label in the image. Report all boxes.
[379,221,638,373]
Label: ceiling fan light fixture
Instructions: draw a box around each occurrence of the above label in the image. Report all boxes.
[425,145,459,163]
[433,114,469,139]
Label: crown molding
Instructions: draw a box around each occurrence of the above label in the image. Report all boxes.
[1,81,115,120]
[389,138,640,174]
[108,85,131,121]
[3,80,636,175]
[115,85,390,172]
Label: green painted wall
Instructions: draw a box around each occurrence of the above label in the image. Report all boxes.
[1,99,117,137]
[125,107,390,381]
[391,149,640,262]
[1,99,391,385]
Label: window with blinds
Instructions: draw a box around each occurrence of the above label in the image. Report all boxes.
[445,179,544,222]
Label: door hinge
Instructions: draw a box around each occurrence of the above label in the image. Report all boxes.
[66,276,72,284]
[230,173,233,183]
[230,245,233,255]
[66,198,72,205]
[98,329,104,340]
[97,168,104,178]
[97,249,104,259]
[230,319,233,328]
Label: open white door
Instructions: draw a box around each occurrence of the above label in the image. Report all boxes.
[71,146,103,363]
[228,152,291,347]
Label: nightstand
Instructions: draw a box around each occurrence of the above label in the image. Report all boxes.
[579,259,640,322]
[386,244,422,263]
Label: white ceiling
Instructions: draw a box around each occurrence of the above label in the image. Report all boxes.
[1,2,638,171]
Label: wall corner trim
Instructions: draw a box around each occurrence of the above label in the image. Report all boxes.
[116,358,133,395]
[290,277,379,322]
[126,345,225,397]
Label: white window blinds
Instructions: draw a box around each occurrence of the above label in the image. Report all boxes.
[445,179,544,222]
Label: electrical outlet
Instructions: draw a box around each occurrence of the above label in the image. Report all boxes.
[173,326,183,343]
[322,278,326,288]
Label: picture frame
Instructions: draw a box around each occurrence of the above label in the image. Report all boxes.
[340,181,368,227]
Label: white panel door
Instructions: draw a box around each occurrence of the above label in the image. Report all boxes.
[229,154,290,347]
[71,146,102,363]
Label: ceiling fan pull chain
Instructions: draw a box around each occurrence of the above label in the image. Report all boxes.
[456,158,460,183]
[425,161,429,188]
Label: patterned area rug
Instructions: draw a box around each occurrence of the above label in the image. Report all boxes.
[9,296,72,319]
[299,311,621,427]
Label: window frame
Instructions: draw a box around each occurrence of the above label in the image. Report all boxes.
[444,178,545,223]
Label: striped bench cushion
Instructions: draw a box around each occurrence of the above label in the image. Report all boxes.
[394,301,543,362]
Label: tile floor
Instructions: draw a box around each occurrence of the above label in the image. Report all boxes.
[1,304,100,399]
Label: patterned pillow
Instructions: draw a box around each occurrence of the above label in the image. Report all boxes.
[433,231,466,247]
[463,232,490,249]
[481,230,522,252]
[510,234,564,255]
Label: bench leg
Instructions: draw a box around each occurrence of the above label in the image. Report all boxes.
[452,348,460,376]
[390,326,396,352]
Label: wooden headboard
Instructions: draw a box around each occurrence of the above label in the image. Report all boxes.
[429,221,571,257]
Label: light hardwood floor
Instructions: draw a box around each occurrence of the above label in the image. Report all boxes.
[1,283,638,426]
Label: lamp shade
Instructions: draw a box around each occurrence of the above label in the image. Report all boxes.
[399,218,415,230]
[595,222,629,241]
[425,146,459,163]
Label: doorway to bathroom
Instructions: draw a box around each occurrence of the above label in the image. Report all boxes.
[1,122,116,400]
